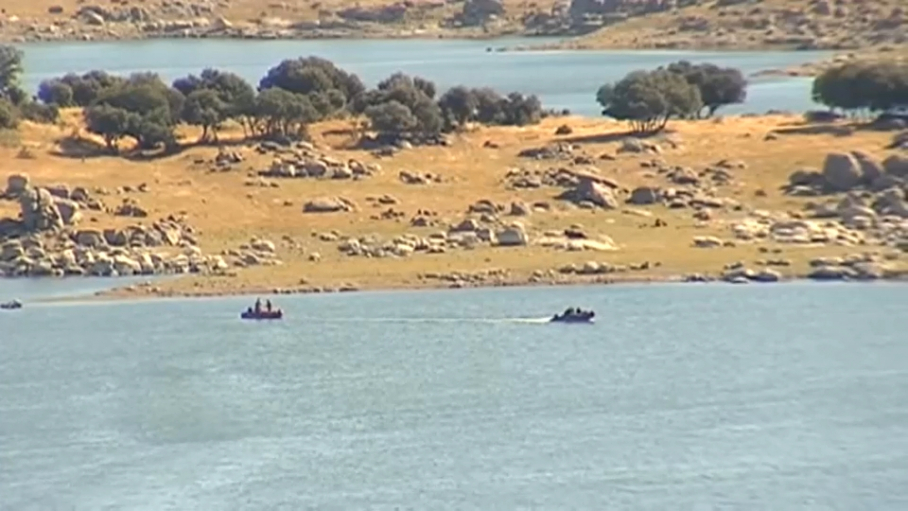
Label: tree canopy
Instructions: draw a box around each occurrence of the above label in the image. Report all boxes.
[83,73,185,151]
[596,69,702,133]
[0,45,27,107]
[812,62,908,115]
[25,53,549,153]
[662,61,747,117]
[172,69,255,141]
[258,56,365,115]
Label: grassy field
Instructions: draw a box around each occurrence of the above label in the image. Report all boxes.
[1,109,904,298]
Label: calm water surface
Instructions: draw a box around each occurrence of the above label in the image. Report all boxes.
[2,282,907,509]
[16,38,832,116]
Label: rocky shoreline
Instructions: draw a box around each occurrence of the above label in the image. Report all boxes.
[29,266,908,305]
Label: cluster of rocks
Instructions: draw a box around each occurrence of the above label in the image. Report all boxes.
[113,198,149,218]
[784,151,908,196]
[517,142,583,161]
[467,199,535,217]
[647,159,739,187]
[198,149,244,172]
[399,171,443,185]
[507,147,735,214]
[221,238,283,268]
[557,173,625,209]
[334,217,534,260]
[687,251,902,284]
[0,218,228,278]
[418,268,513,288]
[303,196,358,213]
[721,192,908,252]
[453,0,505,26]
[259,151,378,181]
[0,172,250,279]
[74,1,216,26]
[730,215,876,248]
[556,260,653,275]
[408,209,443,228]
[805,252,902,281]
[360,133,450,157]
[617,137,667,155]
[515,137,668,163]
[719,262,784,284]
[0,175,158,237]
[1,174,92,237]
[337,233,446,258]
[336,1,446,24]
[505,167,592,189]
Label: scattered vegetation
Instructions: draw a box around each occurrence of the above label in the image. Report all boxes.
[811,62,908,116]
[6,41,907,150]
[596,68,702,134]
[660,61,747,118]
[595,60,749,134]
[21,51,549,155]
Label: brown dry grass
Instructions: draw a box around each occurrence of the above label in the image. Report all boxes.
[1,109,904,298]
[2,0,540,28]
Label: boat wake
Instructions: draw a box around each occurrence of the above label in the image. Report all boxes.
[291,316,552,325]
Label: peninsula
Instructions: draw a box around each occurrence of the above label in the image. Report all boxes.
[0,44,906,300]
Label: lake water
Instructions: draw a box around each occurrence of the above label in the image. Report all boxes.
[2,281,907,509]
[15,37,832,116]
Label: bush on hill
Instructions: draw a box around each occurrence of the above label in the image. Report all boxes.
[0,98,19,129]
[661,61,747,117]
[23,53,550,152]
[812,62,908,116]
[83,73,185,152]
[596,68,702,133]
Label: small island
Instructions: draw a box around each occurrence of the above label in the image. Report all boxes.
[0,44,906,299]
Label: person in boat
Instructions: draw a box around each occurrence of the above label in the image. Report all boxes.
[254,298,262,313]
[265,299,272,312]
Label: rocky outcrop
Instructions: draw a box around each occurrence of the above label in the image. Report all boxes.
[806,253,899,281]
[784,151,907,196]
[517,142,579,161]
[259,146,378,181]
[557,173,622,209]
[720,262,784,284]
[0,221,224,279]
[0,174,88,238]
[495,222,529,246]
[302,197,357,213]
[627,186,660,205]
[459,0,505,26]
[568,0,678,21]
[823,152,865,192]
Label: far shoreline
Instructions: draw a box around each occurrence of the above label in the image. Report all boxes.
[23,272,908,307]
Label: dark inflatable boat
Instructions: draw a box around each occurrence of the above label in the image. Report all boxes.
[550,308,595,323]
[240,308,283,320]
[1,299,22,310]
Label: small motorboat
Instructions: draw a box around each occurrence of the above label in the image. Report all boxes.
[240,308,283,320]
[1,299,22,310]
[550,308,595,324]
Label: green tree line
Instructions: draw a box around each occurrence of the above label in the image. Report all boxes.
[27,53,548,152]
[2,43,906,145]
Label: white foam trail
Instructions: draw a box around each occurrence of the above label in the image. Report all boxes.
[288,316,552,324]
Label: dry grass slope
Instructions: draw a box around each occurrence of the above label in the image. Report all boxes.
[2,108,906,298]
